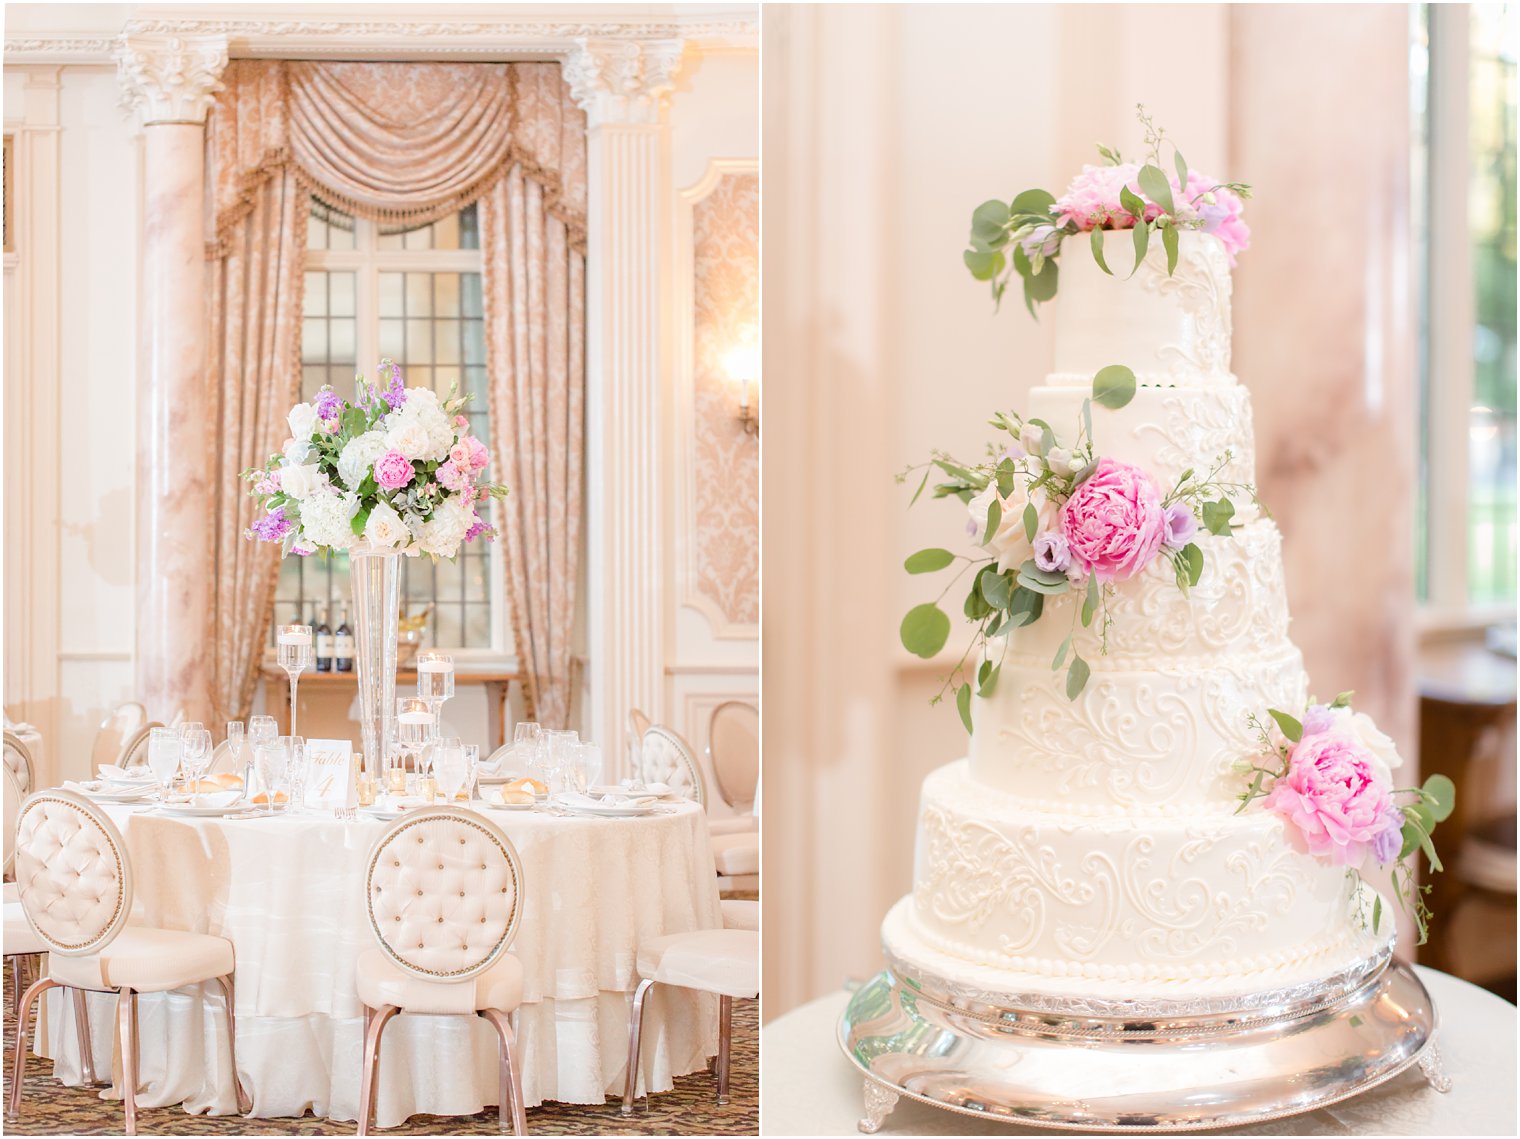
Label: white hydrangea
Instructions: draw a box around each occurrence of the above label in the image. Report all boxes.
[337,430,388,491]
[364,500,410,550]
[383,388,454,462]
[417,496,475,558]
[298,491,358,551]
[280,463,326,501]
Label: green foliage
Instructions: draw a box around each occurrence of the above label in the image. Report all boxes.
[1422,774,1456,822]
[1162,223,1180,276]
[1130,223,1150,277]
[983,498,1002,544]
[964,249,1005,281]
[1092,365,1137,410]
[1080,575,1099,627]
[1022,502,1039,542]
[1200,497,1236,536]
[1065,654,1091,699]
[1090,227,1112,275]
[905,548,955,574]
[956,683,974,733]
[1268,708,1303,742]
[1138,164,1175,215]
[900,603,951,658]
[1007,586,1044,628]
[980,569,1013,611]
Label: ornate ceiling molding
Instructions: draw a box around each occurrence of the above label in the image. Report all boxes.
[116,34,229,126]
[4,12,756,65]
[565,39,686,126]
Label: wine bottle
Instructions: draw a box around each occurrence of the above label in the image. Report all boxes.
[316,606,334,672]
[335,604,354,673]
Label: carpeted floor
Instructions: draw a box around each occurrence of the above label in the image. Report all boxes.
[1,961,758,1135]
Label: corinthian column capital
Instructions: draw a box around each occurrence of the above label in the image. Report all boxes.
[116,33,229,126]
[565,38,685,127]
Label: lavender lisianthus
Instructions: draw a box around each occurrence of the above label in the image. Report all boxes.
[246,506,294,543]
[1301,703,1336,737]
[1019,224,1061,260]
[1032,530,1071,573]
[1162,502,1197,549]
[1371,805,1405,866]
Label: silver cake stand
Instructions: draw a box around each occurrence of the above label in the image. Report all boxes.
[838,942,1451,1133]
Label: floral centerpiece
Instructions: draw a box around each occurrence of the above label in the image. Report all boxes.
[898,367,1262,723]
[242,359,506,558]
[964,106,1252,314]
[1236,693,1454,942]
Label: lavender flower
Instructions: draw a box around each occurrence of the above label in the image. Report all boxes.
[1301,703,1336,737]
[314,385,343,421]
[1019,224,1060,260]
[1032,530,1070,573]
[246,506,295,544]
[1161,502,1197,549]
[465,518,494,543]
[378,359,407,409]
[1371,806,1404,866]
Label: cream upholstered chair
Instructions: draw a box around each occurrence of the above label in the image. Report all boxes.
[92,702,148,773]
[638,726,706,808]
[626,709,652,779]
[8,790,250,1133]
[706,702,758,814]
[622,928,759,1114]
[207,737,244,776]
[357,806,528,1136]
[116,723,163,771]
[720,899,758,931]
[3,731,35,796]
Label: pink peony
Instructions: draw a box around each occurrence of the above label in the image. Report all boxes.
[453,415,469,429]
[1053,163,1144,230]
[373,449,415,490]
[1060,459,1166,582]
[1179,170,1250,265]
[1264,731,1401,867]
[449,442,472,467]
[466,435,489,470]
[436,459,472,493]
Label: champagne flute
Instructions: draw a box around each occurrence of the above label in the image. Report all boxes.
[281,735,307,813]
[416,651,455,742]
[460,744,480,802]
[225,721,245,772]
[147,727,183,806]
[277,624,314,737]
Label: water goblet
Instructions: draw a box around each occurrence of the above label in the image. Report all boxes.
[147,727,183,806]
[416,651,455,741]
[573,742,602,795]
[182,728,213,791]
[513,721,542,769]
[395,697,433,793]
[544,729,579,796]
[253,739,289,816]
[277,624,315,736]
[434,742,468,804]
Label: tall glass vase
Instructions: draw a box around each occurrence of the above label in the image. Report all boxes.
[349,546,402,778]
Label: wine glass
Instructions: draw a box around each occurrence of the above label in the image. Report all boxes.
[253,739,289,816]
[434,741,469,804]
[573,742,603,795]
[544,729,579,796]
[513,721,542,766]
[249,715,277,744]
[277,624,314,736]
[182,728,212,792]
[395,697,433,794]
[179,720,205,739]
[416,651,455,741]
[147,727,183,805]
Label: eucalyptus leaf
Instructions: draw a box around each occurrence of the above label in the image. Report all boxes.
[980,569,1013,611]
[1138,164,1176,214]
[1007,586,1044,628]
[900,603,951,658]
[978,659,992,688]
[910,467,931,506]
[980,663,1001,698]
[964,580,992,621]
[983,499,1002,545]
[1066,655,1091,700]
[1174,149,1189,192]
[1017,567,1071,596]
[1418,829,1443,873]
[1053,634,1072,670]
[970,199,1011,245]
[956,682,974,733]
[1009,188,1057,217]
[1399,822,1421,862]
[964,248,1005,281]
[1082,398,1093,443]
[1129,223,1150,278]
[1268,708,1303,743]
[1372,893,1382,933]
[996,459,1017,499]
[1081,574,1099,627]
[1423,773,1456,822]
[1118,184,1147,222]
[904,548,955,574]
[1022,502,1038,542]
[1201,497,1236,536]
[1025,259,1059,304]
[1406,801,1436,834]
[1090,227,1112,275]
[1092,364,1137,410]
[1181,542,1205,587]
[1162,223,1179,276]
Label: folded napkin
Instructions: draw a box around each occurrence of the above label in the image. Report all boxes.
[559,790,657,810]
[66,779,151,799]
[98,764,155,783]
[611,779,671,797]
[184,790,243,809]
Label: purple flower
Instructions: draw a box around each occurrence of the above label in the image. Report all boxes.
[1162,502,1197,549]
[1301,703,1336,737]
[378,360,407,409]
[1001,442,1026,463]
[465,518,494,543]
[1019,224,1061,260]
[314,386,343,421]
[246,506,294,544]
[1371,805,1405,866]
[1032,530,1071,573]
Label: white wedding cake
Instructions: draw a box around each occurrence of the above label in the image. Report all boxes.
[884,230,1390,1004]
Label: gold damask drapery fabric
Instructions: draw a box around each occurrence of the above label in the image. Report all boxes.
[204,60,587,725]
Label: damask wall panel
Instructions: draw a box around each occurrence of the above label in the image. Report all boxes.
[691,172,759,629]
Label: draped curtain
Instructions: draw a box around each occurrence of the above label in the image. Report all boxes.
[205,60,587,728]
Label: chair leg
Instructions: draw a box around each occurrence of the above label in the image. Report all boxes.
[357,1004,397,1136]
[214,974,252,1114]
[6,975,58,1121]
[621,979,656,1116]
[71,988,100,1086]
[716,995,733,1106]
[481,1008,527,1136]
[118,988,139,1136]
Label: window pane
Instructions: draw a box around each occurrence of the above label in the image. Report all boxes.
[330,318,357,364]
[464,320,486,366]
[406,319,434,362]
[459,203,480,251]
[379,319,405,359]
[406,273,433,318]
[1468,4,1517,604]
[330,272,356,317]
[435,272,461,317]
[301,318,328,364]
[379,272,404,316]
[433,211,461,250]
[461,274,483,318]
[303,272,327,316]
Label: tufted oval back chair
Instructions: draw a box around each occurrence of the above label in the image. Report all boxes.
[13,790,133,957]
[3,732,35,795]
[639,726,706,809]
[91,702,147,773]
[4,765,21,878]
[117,723,163,771]
[365,807,524,984]
[707,702,759,811]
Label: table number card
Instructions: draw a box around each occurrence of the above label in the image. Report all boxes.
[305,739,355,810]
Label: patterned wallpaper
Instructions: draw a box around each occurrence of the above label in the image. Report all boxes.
[691,172,759,629]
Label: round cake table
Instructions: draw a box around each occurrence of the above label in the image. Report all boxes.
[760,967,1516,1135]
[37,799,722,1125]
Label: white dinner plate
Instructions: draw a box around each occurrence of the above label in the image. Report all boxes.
[156,803,252,818]
[557,800,658,818]
[591,783,673,800]
[73,782,155,803]
[482,799,535,812]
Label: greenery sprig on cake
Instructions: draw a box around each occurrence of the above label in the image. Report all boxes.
[964,107,1252,315]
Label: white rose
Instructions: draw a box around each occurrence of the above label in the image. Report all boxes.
[966,482,999,539]
[385,417,434,461]
[1046,447,1072,472]
[364,500,409,550]
[298,492,358,550]
[287,402,318,441]
[280,463,324,501]
[337,431,388,491]
[1337,709,1404,782]
[283,436,313,465]
[987,485,1058,575]
[1021,424,1045,454]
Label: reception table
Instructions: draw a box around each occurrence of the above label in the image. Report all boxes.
[39,799,722,1124]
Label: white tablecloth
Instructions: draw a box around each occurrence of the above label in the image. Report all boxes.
[39,800,722,1124]
[761,967,1517,1136]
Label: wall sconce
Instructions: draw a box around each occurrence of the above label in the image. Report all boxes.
[725,342,760,436]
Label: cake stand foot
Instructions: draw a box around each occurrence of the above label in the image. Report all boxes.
[1417,1042,1452,1093]
[858,1079,900,1133]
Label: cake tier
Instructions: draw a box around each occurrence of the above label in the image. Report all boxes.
[899,761,1387,998]
[1026,383,1256,500]
[971,643,1307,811]
[1051,229,1232,386]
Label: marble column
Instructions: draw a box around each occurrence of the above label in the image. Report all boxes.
[117,35,229,725]
[565,39,684,778]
